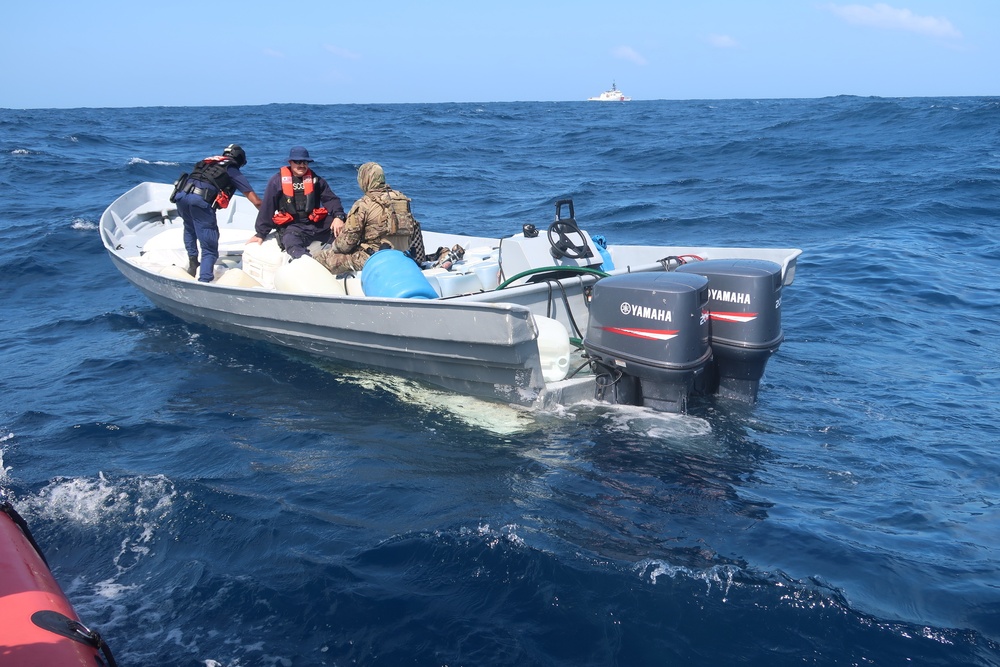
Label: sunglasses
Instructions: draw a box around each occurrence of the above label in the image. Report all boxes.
[290,160,310,165]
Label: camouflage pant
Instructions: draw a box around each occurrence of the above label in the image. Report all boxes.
[312,246,370,275]
[314,221,426,275]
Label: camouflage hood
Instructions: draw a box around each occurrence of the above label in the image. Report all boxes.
[357,162,387,194]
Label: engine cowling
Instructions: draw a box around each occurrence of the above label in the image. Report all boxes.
[676,259,784,403]
[584,272,711,413]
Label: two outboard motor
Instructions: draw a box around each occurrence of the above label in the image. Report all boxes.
[584,259,784,413]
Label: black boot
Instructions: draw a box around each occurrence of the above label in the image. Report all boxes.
[186,256,200,277]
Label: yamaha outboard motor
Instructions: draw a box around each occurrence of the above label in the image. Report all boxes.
[584,272,711,413]
[676,259,784,403]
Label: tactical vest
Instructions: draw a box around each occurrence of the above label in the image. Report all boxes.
[276,166,321,224]
[189,156,237,199]
[367,189,417,251]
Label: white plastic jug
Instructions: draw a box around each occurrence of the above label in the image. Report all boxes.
[534,315,571,383]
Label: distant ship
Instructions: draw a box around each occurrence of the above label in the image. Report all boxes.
[588,82,632,102]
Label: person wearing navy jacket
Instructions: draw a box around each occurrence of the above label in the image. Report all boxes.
[248,146,346,260]
[173,143,262,282]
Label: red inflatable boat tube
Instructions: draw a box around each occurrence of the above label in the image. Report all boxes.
[0,501,116,666]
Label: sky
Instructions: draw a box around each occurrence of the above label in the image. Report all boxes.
[0,0,995,109]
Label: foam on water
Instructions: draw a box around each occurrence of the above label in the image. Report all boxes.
[326,366,541,436]
[71,218,97,230]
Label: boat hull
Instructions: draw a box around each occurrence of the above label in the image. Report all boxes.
[107,252,551,404]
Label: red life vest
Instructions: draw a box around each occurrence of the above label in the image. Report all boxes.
[273,167,326,224]
[280,165,313,198]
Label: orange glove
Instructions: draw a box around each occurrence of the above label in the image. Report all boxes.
[308,207,329,223]
[272,211,294,226]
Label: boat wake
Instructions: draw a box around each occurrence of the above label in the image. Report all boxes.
[324,365,717,444]
[599,403,714,442]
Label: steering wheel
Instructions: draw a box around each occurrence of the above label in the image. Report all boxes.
[547,220,592,260]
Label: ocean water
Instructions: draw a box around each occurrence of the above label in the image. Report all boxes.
[1,97,999,666]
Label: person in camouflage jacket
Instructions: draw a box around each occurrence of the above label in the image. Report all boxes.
[313,162,426,275]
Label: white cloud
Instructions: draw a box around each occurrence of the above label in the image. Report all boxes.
[825,3,962,39]
[324,45,361,60]
[263,49,285,58]
[612,46,648,66]
[708,34,739,49]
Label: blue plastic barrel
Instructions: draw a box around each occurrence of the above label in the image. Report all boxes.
[360,249,439,299]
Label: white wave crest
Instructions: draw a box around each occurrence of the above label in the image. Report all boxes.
[128,156,180,166]
[27,472,176,529]
[635,558,741,599]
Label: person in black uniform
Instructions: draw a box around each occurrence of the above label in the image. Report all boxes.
[248,146,346,260]
[173,144,262,282]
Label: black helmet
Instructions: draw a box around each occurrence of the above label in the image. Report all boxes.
[223,143,247,168]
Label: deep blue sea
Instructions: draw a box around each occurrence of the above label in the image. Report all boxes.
[1,97,999,666]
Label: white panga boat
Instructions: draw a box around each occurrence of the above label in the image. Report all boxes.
[588,82,632,102]
[101,182,801,412]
